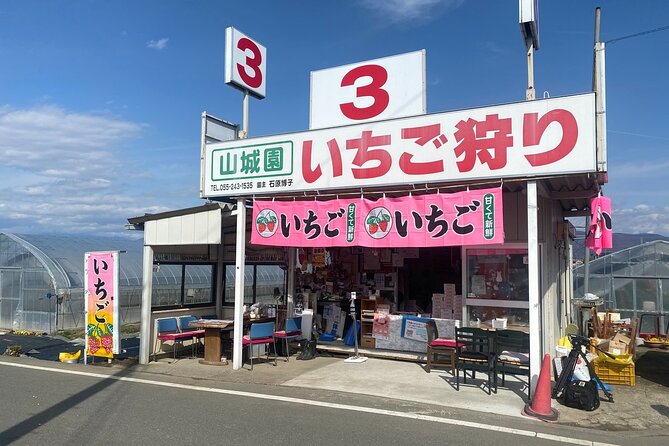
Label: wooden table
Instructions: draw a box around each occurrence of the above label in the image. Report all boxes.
[189,317,275,366]
[189,319,234,365]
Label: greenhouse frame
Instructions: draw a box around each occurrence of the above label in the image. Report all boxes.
[573,240,669,335]
[0,232,285,334]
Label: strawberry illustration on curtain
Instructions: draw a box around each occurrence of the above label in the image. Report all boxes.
[585,195,612,255]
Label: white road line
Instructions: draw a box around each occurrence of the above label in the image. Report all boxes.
[1,360,619,446]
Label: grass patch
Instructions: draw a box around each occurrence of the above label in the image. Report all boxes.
[120,323,140,335]
[57,328,85,339]
[57,323,140,340]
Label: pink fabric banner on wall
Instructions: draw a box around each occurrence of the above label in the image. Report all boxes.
[251,187,504,248]
[585,196,613,255]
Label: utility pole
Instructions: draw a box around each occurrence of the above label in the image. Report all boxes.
[520,0,539,100]
[519,0,540,396]
[584,7,607,295]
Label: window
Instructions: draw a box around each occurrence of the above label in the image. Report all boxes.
[224,264,286,305]
[465,247,530,329]
[613,278,634,310]
[635,278,658,312]
[151,263,215,309]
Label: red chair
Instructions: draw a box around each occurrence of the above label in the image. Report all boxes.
[242,321,277,370]
[274,316,302,362]
[425,319,462,374]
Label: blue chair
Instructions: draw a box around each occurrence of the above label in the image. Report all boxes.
[242,321,277,370]
[177,315,205,357]
[154,318,193,362]
[274,316,302,362]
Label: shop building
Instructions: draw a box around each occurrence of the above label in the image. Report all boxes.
[129,111,603,387]
[128,28,607,391]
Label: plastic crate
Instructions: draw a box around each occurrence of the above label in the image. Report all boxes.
[593,357,635,386]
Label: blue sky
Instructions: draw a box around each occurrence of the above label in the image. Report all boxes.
[1,0,668,237]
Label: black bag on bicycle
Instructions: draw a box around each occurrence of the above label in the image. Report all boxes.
[562,379,600,411]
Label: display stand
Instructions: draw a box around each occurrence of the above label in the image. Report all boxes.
[360,298,376,349]
[576,296,603,336]
[344,292,368,363]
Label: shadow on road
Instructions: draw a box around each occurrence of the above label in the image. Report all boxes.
[0,363,137,444]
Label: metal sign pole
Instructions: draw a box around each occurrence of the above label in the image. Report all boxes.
[345,291,367,363]
[232,90,250,370]
[241,90,249,139]
[352,298,359,357]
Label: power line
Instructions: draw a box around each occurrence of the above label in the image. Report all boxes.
[606,24,669,44]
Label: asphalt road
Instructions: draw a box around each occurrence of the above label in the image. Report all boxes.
[0,359,658,446]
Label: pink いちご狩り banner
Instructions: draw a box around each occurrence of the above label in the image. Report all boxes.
[251,188,503,248]
[84,251,120,358]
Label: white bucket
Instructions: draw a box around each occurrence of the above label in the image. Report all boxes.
[642,301,656,311]
[492,318,507,329]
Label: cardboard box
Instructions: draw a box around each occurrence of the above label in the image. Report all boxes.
[608,333,631,355]
[361,336,376,349]
[608,344,626,356]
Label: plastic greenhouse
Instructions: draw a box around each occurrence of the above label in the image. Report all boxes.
[0,232,286,334]
[0,232,146,333]
[573,240,669,334]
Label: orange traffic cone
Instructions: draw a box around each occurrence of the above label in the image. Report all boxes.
[522,353,559,422]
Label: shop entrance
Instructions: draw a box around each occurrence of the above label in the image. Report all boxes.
[402,247,462,314]
[293,246,463,356]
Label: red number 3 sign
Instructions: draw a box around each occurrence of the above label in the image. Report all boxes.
[225,27,267,99]
[236,37,263,89]
[339,64,390,121]
[310,50,426,129]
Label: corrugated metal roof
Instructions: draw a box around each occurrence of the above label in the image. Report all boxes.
[127,202,236,227]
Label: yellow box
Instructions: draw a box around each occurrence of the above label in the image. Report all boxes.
[593,355,635,386]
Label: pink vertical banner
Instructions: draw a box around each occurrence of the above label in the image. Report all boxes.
[251,187,504,247]
[85,252,119,358]
[585,196,613,255]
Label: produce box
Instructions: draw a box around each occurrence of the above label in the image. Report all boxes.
[593,353,635,386]
[608,333,631,355]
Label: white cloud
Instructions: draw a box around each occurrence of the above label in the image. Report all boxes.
[610,159,669,179]
[0,105,142,178]
[613,204,669,235]
[0,105,183,237]
[147,37,169,50]
[18,186,47,195]
[359,0,463,24]
[480,41,505,55]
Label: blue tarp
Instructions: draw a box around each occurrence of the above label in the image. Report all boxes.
[343,320,361,346]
